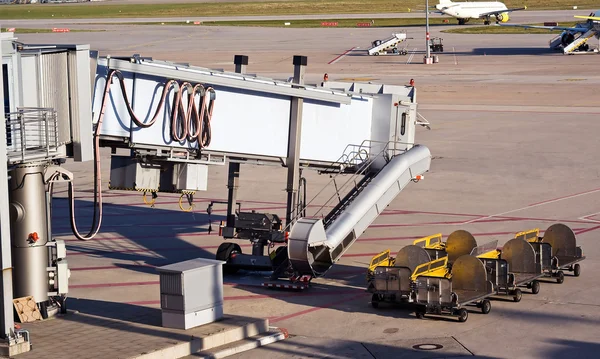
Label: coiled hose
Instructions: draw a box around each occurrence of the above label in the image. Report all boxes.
[61,68,215,240]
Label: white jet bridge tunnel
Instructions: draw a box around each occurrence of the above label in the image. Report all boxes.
[91,55,432,278]
[0,32,431,351]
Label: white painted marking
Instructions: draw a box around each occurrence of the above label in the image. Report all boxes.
[464,189,600,225]
[578,211,600,223]
[453,46,458,65]
[406,48,417,64]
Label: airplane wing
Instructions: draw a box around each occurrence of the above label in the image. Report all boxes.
[574,16,600,21]
[499,23,588,32]
[479,7,527,17]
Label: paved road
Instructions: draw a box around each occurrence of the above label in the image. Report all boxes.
[1,10,590,27]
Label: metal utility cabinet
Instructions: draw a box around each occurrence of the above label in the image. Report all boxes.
[157,258,225,330]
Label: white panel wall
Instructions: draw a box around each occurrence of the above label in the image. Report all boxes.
[93,62,383,163]
[300,98,373,163]
[19,56,39,108]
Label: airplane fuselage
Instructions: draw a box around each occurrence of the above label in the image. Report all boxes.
[436,1,510,23]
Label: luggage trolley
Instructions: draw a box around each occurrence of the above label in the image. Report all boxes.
[524,224,586,283]
[367,230,480,308]
[413,230,478,262]
[414,254,495,322]
[367,245,435,307]
[500,236,547,300]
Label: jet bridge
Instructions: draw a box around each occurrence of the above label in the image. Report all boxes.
[2,34,432,339]
[92,54,431,280]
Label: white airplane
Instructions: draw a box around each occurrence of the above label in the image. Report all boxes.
[433,0,527,25]
[500,10,600,54]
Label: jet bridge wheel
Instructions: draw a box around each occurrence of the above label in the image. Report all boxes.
[216,242,242,274]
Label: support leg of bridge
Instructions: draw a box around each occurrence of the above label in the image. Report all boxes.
[225,55,249,228]
[285,56,307,227]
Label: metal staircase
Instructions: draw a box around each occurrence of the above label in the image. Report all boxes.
[323,171,377,229]
[286,142,432,278]
[563,29,597,54]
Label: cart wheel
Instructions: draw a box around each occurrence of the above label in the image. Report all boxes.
[457,308,468,322]
[556,270,565,284]
[574,264,581,277]
[371,293,379,308]
[216,242,241,274]
[531,280,540,295]
[512,288,522,303]
[481,299,491,314]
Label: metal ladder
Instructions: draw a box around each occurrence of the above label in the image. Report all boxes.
[563,29,597,54]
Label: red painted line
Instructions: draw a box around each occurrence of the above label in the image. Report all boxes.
[224,289,361,301]
[71,281,159,289]
[127,300,159,305]
[575,225,600,235]
[67,244,253,256]
[426,109,600,115]
[496,216,593,225]
[124,290,362,305]
[70,264,156,271]
[270,293,368,323]
[529,187,600,206]
[381,209,482,218]
[61,232,207,242]
[344,252,380,258]
[328,47,357,65]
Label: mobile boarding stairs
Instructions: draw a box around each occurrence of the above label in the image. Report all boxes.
[368,33,409,56]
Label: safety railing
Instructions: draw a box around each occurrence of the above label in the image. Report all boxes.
[413,233,444,249]
[285,139,413,231]
[5,107,60,164]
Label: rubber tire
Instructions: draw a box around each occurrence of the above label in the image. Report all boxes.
[513,288,522,303]
[556,270,565,284]
[531,280,540,295]
[574,264,581,277]
[457,308,468,323]
[371,293,380,308]
[216,242,242,274]
[481,299,491,314]
[416,311,425,319]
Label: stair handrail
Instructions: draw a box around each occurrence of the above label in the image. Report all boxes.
[282,140,414,235]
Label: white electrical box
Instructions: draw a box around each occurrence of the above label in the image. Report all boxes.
[174,163,208,192]
[109,156,161,192]
[156,258,225,330]
[57,261,70,295]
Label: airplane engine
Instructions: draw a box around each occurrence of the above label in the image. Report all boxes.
[495,12,510,23]
[561,32,575,46]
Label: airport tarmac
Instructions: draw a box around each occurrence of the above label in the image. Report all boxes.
[0,9,592,25]
[7,16,600,359]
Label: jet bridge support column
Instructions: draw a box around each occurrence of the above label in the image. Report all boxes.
[0,37,15,342]
[225,55,248,229]
[285,56,307,227]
